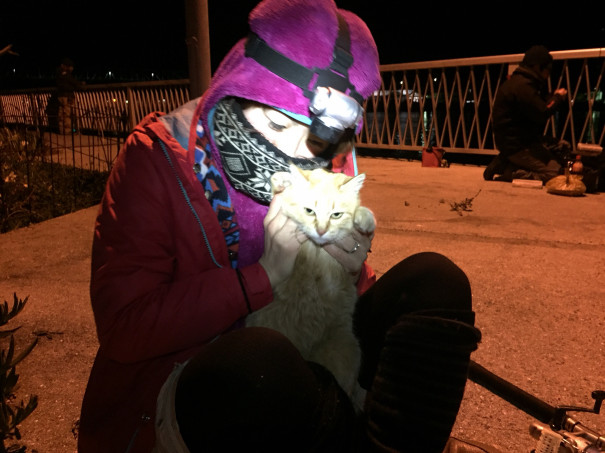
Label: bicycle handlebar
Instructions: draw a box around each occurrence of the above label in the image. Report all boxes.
[469,360,556,424]
[468,360,605,452]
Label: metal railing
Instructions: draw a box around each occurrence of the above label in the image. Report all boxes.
[1,49,603,231]
[1,49,604,159]
[0,120,115,232]
[358,48,605,156]
[0,79,191,134]
[0,81,191,231]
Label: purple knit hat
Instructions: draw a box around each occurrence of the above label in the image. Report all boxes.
[198,0,381,131]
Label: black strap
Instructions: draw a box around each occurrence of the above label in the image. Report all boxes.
[244,34,315,94]
[330,14,354,76]
[244,13,363,104]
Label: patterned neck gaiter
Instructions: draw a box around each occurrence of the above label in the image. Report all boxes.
[212,98,330,204]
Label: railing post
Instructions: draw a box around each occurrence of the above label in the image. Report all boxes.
[127,87,136,132]
[185,0,211,98]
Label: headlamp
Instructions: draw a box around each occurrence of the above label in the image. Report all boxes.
[309,87,363,143]
[245,13,365,145]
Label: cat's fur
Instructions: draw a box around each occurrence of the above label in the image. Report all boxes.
[246,164,376,404]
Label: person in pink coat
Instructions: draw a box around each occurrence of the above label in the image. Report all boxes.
[78,1,480,452]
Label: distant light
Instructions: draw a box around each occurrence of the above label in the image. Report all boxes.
[13,68,16,73]
[112,98,117,102]
[434,77,437,82]
[107,71,113,77]
[151,72,155,78]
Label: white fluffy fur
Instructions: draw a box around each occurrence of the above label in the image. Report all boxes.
[246,164,375,407]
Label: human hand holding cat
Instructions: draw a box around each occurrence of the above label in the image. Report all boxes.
[259,192,308,289]
[324,206,376,281]
[324,230,373,280]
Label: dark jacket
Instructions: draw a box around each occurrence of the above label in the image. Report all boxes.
[492,66,564,157]
[56,70,83,99]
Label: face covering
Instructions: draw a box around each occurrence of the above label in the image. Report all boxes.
[212,98,330,204]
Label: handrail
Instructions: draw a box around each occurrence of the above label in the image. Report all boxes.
[1,79,190,94]
[380,48,605,71]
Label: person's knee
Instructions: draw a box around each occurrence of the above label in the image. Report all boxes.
[354,252,474,389]
[357,251,472,316]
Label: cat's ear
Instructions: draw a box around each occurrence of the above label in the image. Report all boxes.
[341,173,366,194]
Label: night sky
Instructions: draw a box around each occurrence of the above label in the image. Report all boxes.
[1,0,604,88]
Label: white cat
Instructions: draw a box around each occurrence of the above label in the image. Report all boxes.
[246,164,376,408]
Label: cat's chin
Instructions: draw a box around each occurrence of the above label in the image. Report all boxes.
[308,235,340,247]
[309,237,329,246]
[305,234,332,246]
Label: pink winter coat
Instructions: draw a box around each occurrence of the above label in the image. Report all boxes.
[78,98,376,453]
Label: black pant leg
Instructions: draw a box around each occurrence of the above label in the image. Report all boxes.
[354,251,475,389]
[353,252,481,453]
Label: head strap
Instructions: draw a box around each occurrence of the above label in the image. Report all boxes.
[244,14,363,104]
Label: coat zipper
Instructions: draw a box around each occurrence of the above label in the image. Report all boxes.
[157,139,223,269]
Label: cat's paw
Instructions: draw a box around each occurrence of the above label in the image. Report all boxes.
[270,171,292,194]
[354,206,376,234]
[351,385,367,414]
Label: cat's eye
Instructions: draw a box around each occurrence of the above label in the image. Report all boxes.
[331,212,343,219]
[304,207,315,216]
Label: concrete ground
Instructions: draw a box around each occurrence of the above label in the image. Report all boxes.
[357,156,605,451]
[0,156,603,452]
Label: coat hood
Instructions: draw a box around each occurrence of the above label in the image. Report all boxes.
[197,0,381,133]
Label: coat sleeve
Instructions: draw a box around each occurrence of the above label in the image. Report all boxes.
[356,262,376,295]
[90,127,273,364]
[516,81,561,125]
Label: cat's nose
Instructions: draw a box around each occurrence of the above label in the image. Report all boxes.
[316,227,327,236]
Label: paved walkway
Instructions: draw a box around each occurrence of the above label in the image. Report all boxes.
[358,157,605,451]
[0,156,603,452]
